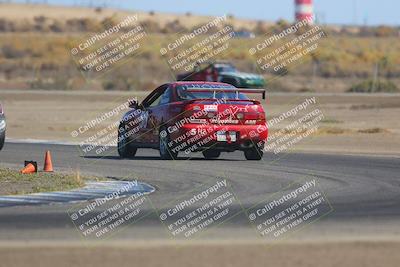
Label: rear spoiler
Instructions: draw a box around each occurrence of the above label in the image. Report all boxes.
[238,88,266,100]
[185,98,261,105]
[185,88,266,99]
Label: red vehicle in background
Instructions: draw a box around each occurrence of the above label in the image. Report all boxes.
[118,82,268,160]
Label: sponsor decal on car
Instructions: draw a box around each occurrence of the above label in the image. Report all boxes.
[204,105,218,112]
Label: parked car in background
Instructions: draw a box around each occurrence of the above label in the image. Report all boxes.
[177,61,266,89]
[0,103,5,150]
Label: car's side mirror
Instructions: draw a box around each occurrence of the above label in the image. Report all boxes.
[128,99,139,109]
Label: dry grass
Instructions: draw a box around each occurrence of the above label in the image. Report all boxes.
[0,33,399,92]
[0,167,86,195]
[0,3,263,31]
[0,4,400,92]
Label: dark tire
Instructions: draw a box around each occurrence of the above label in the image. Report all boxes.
[244,146,263,160]
[0,131,4,151]
[159,127,178,160]
[117,123,137,158]
[202,150,221,159]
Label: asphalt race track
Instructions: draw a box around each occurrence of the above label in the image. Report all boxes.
[0,141,399,241]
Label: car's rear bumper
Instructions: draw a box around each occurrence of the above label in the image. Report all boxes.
[169,123,268,153]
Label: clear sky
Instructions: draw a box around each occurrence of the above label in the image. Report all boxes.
[14,0,398,26]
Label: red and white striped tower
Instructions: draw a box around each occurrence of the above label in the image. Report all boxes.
[295,0,314,24]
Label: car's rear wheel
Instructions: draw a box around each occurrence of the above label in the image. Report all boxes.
[0,131,5,151]
[159,127,178,160]
[244,146,263,160]
[117,123,137,158]
[202,150,221,159]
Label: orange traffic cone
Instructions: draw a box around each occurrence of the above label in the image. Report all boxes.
[43,150,54,172]
[20,163,36,174]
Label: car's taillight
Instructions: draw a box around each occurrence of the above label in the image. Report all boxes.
[258,112,265,121]
[243,112,264,120]
[243,111,265,124]
[243,113,257,120]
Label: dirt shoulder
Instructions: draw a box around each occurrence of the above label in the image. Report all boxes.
[0,240,399,267]
[1,90,399,156]
[0,167,90,195]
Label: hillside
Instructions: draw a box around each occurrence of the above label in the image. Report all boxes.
[0,3,265,30]
[0,3,399,93]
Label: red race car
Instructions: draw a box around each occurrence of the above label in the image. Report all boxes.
[118,82,268,160]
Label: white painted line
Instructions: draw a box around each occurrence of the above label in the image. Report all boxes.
[5,138,116,148]
[0,181,155,207]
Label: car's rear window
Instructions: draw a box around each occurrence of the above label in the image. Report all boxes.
[176,84,249,100]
